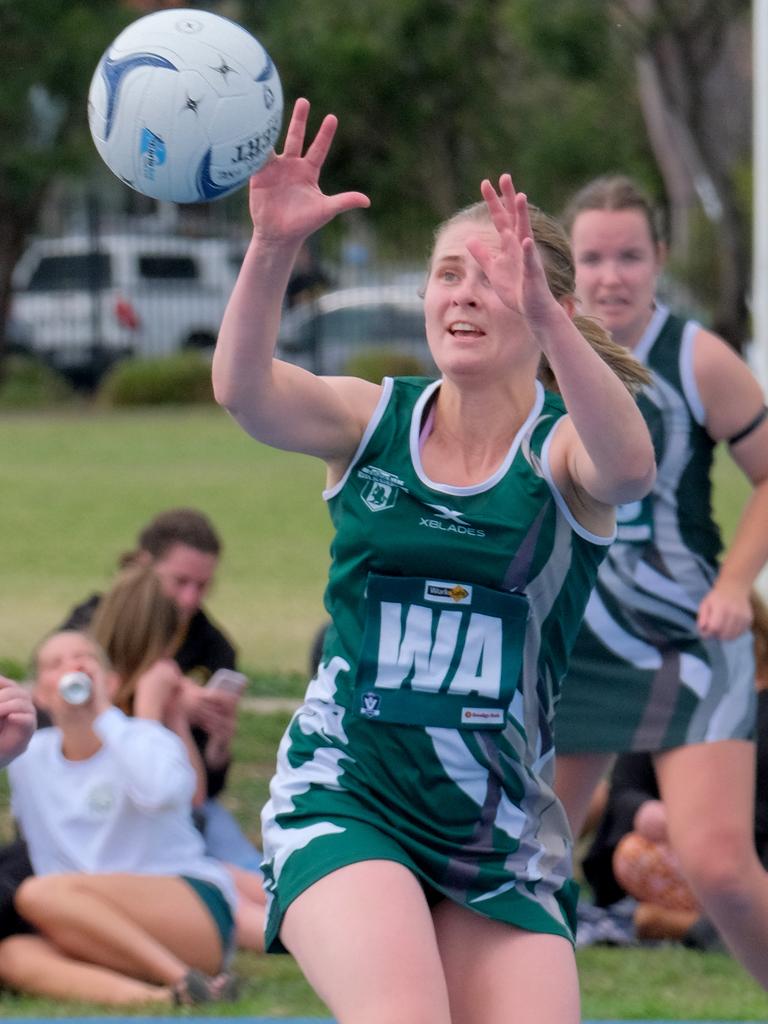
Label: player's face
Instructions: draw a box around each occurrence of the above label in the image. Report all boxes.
[34,632,106,708]
[152,543,217,621]
[424,220,537,378]
[570,208,663,349]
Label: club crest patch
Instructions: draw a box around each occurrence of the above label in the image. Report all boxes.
[360,691,381,718]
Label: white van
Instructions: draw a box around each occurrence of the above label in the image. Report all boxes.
[11,233,244,383]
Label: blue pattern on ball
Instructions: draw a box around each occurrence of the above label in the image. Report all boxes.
[101,52,178,140]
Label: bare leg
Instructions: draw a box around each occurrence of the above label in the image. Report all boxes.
[0,934,171,1005]
[656,740,768,988]
[222,862,266,951]
[280,860,452,1024]
[554,751,615,836]
[15,873,223,984]
[226,862,267,903]
[234,895,266,951]
[434,900,580,1024]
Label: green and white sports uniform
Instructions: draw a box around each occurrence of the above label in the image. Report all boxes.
[260,376,613,951]
[557,307,756,754]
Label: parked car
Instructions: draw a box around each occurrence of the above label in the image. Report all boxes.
[10,233,244,384]
[276,284,436,377]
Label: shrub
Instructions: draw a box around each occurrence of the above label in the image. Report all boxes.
[0,355,76,408]
[0,657,26,682]
[342,348,431,383]
[97,352,214,406]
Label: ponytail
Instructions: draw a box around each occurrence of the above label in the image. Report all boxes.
[538,314,651,395]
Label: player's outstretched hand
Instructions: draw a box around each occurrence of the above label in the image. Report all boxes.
[465,175,559,336]
[248,97,370,244]
[0,677,36,768]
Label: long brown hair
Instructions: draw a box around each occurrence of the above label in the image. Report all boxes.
[562,174,665,248]
[89,564,182,713]
[118,507,221,570]
[432,199,650,394]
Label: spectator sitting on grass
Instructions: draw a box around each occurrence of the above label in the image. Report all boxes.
[0,630,239,1006]
[90,564,267,952]
[60,506,262,875]
[0,567,266,953]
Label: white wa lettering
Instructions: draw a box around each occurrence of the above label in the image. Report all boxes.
[375,602,460,690]
[373,602,502,699]
[448,613,502,698]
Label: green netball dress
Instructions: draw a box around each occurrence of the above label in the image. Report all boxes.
[557,306,756,754]
[260,376,613,951]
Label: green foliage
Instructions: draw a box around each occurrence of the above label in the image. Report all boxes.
[0,656,25,681]
[249,0,655,248]
[342,348,430,381]
[513,0,615,79]
[0,355,76,408]
[0,1,130,203]
[96,352,214,406]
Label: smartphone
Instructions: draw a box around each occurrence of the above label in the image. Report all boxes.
[205,668,249,696]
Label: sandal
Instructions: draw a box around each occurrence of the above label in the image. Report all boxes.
[172,968,240,1005]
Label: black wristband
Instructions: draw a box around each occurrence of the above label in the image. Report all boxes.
[727,405,768,446]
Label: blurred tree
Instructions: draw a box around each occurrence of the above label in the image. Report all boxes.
[249,0,654,257]
[613,0,752,347]
[0,1,130,375]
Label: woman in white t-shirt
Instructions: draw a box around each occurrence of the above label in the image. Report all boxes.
[0,630,238,1007]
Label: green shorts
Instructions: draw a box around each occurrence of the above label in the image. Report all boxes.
[181,875,235,962]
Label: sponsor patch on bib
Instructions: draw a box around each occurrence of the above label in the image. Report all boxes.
[461,707,505,726]
[424,580,473,604]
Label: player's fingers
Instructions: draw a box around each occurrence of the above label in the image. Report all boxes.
[326,191,371,217]
[480,179,511,236]
[281,97,311,157]
[465,237,491,271]
[304,113,340,170]
[515,192,533,241]
[499,174,518,213]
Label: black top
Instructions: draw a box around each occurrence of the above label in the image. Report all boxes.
[60,593,237,798]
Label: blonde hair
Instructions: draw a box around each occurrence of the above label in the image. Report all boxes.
[432,200,650,394]
[90,564,182,713]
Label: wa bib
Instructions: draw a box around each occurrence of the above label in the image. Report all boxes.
[353,574,529,730]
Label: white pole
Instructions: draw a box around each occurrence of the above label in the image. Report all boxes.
[754,3,768,599]
[753,0,768,395]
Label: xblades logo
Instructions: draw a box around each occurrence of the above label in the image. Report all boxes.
[425,503,470,525]
[419,503,486,538]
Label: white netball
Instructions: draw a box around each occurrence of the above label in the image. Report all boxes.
[87,8,283,204]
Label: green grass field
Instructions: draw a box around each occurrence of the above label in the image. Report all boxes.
[0,405,334,677]
[0,404,765,1019]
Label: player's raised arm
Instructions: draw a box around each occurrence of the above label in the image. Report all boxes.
[212,99,377,463]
